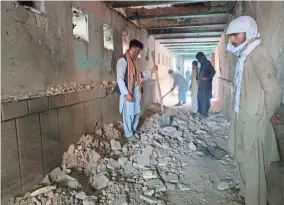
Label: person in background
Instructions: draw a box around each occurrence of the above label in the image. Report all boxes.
[185,67,191,92]
[190,61,199,113]
[168,69,188,106]
[195,52,215,117]
[116,39,157,143]
[226,16,282,205]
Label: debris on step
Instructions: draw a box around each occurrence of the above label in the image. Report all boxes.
[140,195,158,204]
[90,174,109,190]
[177,183,190,191]
[30,186,57,197]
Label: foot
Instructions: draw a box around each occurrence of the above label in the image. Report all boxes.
[182,101,186,105]
[127,136,138,143]
[174,102,182,106]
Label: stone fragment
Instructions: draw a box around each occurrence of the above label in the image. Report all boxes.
[75,192,87,200]
[30,186,56,197]
[42,175,51,185]
[165,183,176,191]
[137,146,153,167]
[83,199,96,205]
[107,158,121,170]
[217,181,231,191]
[162,173,179,184]
[140,195,158,204]
[110,140,121,151]
[49,167,63,182]
[56,175,81,189]
[144,189,155,196]
[177,183,190,191]
[207,146,227,160]
[174,131,182,138]
[118,157,127,166]
[143,170,158,179]
[122,145,128,154]
[147,179,164,189]
[209,172,220,183]
[140,134,148,141]
[90,174,109,190]
[155,184,167,192]
[188,142,197,151]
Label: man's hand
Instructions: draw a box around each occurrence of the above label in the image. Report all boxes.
[125,94,133,102]
[190,84,192,90]
[271,111,284,125]
[202,77,207,81]
[152,65,158,73]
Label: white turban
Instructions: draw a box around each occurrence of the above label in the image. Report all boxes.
[226,16,262,113]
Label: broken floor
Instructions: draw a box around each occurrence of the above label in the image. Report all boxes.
[9,105,242,205]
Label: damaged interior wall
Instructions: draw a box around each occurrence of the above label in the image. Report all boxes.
[1,1,155,96]
[1,1,161,203]
[215,2,284,204]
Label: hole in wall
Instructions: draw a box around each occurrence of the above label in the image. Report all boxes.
[103,24,114,50]
[15,0,46,14]
[72,7,89,42]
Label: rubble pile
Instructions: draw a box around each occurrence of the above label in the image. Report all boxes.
[9,108,234,205]
[1,80,117,103]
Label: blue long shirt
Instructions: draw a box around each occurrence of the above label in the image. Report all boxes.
[116,57,141,115]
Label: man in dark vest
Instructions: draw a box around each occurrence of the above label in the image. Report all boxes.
[195,52,215,117]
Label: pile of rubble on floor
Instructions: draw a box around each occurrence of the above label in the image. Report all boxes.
[9,108,234,205]
[1,80,116,103]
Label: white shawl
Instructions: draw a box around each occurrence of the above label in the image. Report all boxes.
[226,16,262,113]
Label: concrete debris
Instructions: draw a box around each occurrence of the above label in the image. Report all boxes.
[49,167,62,182]
[56,175,81,189]
[188,141,197,151]
[30,186,56,197]
[177,183,190,191]
[136,145,153,168]
[90,174,109,190]
[110,140,121,151]
[143,170,158,179]
[140,195,158,204]
[225,201,242,205]
[217,180,231,191]
[165,183,176,191]
[144,189,155,196]
[10,107,234,205]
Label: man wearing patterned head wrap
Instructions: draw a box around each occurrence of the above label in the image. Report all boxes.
[226,16,282,205]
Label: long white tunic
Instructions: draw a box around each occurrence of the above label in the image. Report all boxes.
[116,57,141,115]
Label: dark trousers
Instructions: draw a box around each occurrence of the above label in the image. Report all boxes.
[198,97,211,115]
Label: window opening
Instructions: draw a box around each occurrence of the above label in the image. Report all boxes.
[103,24,114,50]
[72,7,89,42]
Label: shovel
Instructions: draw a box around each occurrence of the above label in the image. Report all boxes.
[151,50,171,128]
[162,90,172,100]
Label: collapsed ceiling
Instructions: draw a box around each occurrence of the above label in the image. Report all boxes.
[106,1,235,56]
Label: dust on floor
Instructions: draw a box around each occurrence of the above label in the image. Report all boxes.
[9,106,242,205]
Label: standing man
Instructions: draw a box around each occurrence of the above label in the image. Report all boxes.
[190,61,199,113]
[168,69,188,106]
[195,52,215,117]
[226,16,282,205]
[116,39,157,142]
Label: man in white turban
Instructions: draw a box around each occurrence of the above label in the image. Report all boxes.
[226,16,283,205]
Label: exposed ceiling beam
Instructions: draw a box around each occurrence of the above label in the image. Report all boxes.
[152,31,223,37]
[161,41,219,45]
[175,52,213,56]
[149,29,224,35]
[155,35,221,40]
[106,1,199,8]
[168,48,216,51]
[146,23,226,30]
[165,42,217,46]
[129,11,230,20]
[166,45,217,49]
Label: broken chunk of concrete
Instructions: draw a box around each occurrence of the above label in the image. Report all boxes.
[147,179,164,189]
[75,191,87,200]
[144,189,155,196]
[162,173,179,184]
[90,174,109,190]
[56,175,81,189]
[49,167,63,182]
[107,158,121,170]
[110,140,121,151]
[217,181,231,191]
[143,170,158,179]
[165,183,176,191]
[177,183,190,191]
[188,142,197,151]
[30,186,56,197]
[83,199,96,205]
[137,145,153,168]
[140,195,158,204]
[155,184,167,192]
